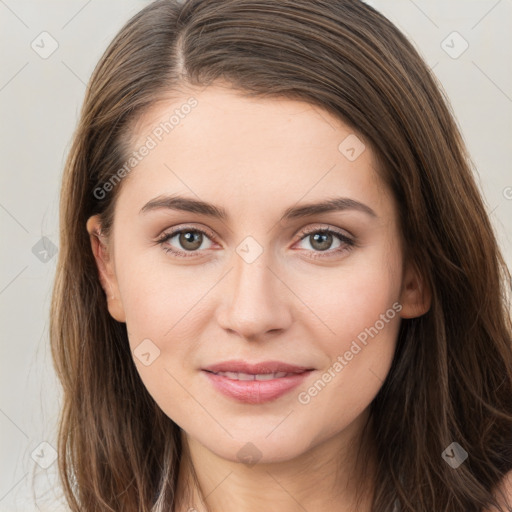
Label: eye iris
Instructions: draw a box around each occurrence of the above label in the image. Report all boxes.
[180,231,203,251]
[310,232,332,251]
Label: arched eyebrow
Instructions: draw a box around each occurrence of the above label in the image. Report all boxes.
[139,194,377,220]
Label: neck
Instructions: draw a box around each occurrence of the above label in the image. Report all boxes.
[174,411,376,512]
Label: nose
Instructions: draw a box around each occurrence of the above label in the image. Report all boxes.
[216,249,293,341]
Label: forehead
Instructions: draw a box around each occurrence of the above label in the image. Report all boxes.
[120,84,394,221]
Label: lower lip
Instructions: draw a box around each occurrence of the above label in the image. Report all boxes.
[202,370,313,404]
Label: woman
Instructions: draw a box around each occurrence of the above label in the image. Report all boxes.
[50,0,512,510]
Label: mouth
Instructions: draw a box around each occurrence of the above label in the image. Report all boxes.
[202,359,314,375]
[201,360,314,404]
[205,370,303,381]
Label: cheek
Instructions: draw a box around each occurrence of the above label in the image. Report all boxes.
[294,301,400,449]
[293,250,401,418]
[300,252,401,347]
[116,249,213,343]
[114,253,218,406]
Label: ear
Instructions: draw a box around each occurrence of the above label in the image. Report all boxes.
[86,215,126,323]
[398,260,431,319]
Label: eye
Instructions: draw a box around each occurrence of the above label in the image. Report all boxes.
[156,224,356,259]
[156,226,215,258]
[294,226,355,259]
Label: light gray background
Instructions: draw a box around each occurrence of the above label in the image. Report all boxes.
[1,0,511,510]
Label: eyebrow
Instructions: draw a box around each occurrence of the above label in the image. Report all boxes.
[139,194,377,220]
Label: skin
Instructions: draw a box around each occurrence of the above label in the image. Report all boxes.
[86,83,432,512]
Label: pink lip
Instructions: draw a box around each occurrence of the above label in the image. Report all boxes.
[202,360,313,374]
[201,360,314,404]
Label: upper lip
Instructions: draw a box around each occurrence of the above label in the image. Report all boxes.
[202,360,314,375]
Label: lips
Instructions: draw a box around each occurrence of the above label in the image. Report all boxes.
[201,360,314,404]
[213,370,293,380]
[202,360,313,375]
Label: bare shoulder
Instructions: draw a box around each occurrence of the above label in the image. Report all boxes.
[485,470,512,512]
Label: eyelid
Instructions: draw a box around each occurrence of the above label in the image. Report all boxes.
[157,223,353,242]
[156,223,218,243]
[156,222,355,257]
[295,224,354,242]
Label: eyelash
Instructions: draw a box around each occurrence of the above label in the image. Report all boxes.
[155,225,355,259]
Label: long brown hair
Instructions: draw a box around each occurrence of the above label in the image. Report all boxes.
[50,1,512,510]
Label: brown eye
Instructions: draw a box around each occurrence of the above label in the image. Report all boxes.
[295,227,355,259]
[309,232,334,251]
[178,230,204,251]
[156,226,215,257]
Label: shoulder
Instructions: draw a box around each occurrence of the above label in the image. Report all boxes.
[485,470,512,512]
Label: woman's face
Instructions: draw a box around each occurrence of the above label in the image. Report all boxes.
[87,84,429,464]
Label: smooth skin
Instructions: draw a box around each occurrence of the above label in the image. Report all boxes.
[86,83,434,512]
